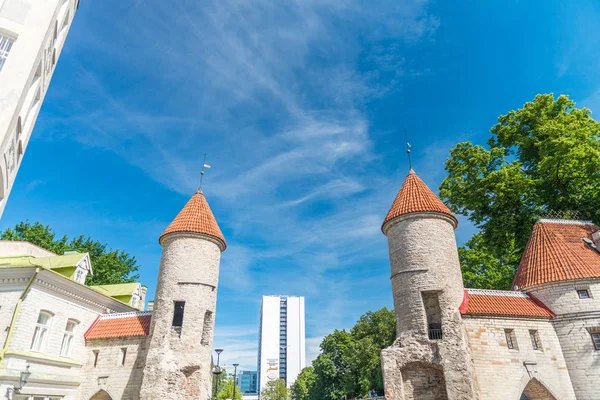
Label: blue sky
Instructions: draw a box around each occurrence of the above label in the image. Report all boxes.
[2,0,600,370]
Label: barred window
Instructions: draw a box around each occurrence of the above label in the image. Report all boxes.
[505,329,518,350]
[529,330,542,350]
[0,35,15,72]
[591,333,600,350]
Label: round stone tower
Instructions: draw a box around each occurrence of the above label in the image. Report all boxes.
[140,190,226,400]
[380,169,478,400]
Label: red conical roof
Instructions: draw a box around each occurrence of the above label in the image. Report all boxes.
[382,169,457,232]
[160,190,226,250]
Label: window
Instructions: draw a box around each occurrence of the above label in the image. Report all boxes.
[31,311,53,351]
[93,350,99,367]
[60,319,78,356]
[422,292,443,340]
[74,269,84,283]
[529,330,542,350]
[578,289,590,299]
[131,295,139,308]
[172,301,185,330]
[120,348,127,366]
[201,310,213,345]
[592,333,600,350]
[505,329,518,350]
[0,35,14,72]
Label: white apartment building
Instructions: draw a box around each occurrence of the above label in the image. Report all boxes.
[257,295,305,393]
[0,0,79,217]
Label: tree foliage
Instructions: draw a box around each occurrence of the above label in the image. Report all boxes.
[292,308,395,400]
[440,94,600,289]
[217,376,243,400]
[261,379,290,400]
[1,221,140,285]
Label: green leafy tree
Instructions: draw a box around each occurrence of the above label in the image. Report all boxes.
[1,221,140,285]
[217,376,242,400]
[260,379,290,400]
[440,94,600,289]
[307,308,395,400]
[291,367,316,400]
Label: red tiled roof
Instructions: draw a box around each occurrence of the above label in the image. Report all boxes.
[382,169,457,232]
[85,312,152,340]
[160,190,226,250]
[460,289,555,318]
[513,220,600,289]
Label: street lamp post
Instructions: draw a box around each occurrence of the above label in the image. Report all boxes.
[232,363,239,400]
[213,349,224,400]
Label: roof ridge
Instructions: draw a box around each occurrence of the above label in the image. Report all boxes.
[100,311,152,320]
[538,218,596,225]
[466,288,529,297]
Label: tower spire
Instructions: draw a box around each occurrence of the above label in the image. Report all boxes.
[404,129,413,171]
[199,153,211,191]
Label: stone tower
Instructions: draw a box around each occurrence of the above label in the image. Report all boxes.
[141,190,226,400]
[380,169,478,400]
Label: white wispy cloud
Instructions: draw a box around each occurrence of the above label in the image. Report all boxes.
[43,0,442,369]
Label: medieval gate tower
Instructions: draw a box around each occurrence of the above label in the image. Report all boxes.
[141,190,226,399]
[380,169,478,400]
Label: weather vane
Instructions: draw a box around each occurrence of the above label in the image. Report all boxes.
[199,153,211,191]
[404,129,412,170]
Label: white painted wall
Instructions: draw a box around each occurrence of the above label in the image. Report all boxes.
[258,295,280,394]
[285,296,305,389]
[257,295,305,394]
[0,0,78,216]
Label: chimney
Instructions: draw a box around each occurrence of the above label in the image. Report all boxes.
[592,230,600,248]
[147,300,154,312]
[140,285,148,311]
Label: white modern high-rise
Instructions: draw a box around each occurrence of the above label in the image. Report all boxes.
[257,295,305,393]
[0,0,79,216]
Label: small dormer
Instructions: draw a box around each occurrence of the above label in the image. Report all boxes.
[90,282,146,311]
[48,250,93,284]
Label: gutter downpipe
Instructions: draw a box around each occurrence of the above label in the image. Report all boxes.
[0,267,40,363]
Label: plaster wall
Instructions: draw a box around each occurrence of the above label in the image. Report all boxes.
[0,0,78,216]
[1,285,101,399]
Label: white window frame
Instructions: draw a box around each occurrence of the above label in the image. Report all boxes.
[14,396,63,400]
[30,311,53,352]
[60,319,78,357]
[0,34,15,73]
[74,268,84,283]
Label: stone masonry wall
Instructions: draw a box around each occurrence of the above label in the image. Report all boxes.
[80,337,149,400]
[528,280,600,399]
[381,213,478,400]
[463,316,575,400]
[140,233,222,400]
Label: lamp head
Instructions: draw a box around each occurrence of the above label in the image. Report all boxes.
[215,349,224,355]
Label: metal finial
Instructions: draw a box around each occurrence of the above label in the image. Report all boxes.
[404,129,412,170]
[199,153,211,191]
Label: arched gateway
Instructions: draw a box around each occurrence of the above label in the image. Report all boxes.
[520,379,557,400]
[90,389,113,400]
